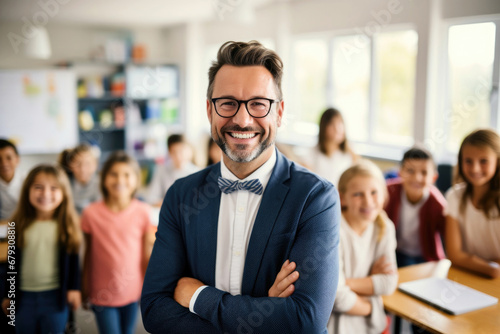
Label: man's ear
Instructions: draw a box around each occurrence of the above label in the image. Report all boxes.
[276,100,284,127]
[206,99,212,123]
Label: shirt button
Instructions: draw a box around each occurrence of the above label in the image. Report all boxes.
[238,207,244,213]
[234,251,241,256]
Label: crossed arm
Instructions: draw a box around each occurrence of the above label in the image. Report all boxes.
[334,223,398,318]
[141,186,340,333]
[174,260,299,308]
[341,256,396,316]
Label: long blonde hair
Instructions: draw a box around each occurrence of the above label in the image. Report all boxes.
[10,164,81,253]
[337,160,388,241]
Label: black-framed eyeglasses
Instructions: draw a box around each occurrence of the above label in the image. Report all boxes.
[211,97,279,118]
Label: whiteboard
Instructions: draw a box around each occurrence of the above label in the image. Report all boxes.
[0,69,77,154]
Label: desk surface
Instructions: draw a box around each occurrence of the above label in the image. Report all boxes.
[383,262,500,334]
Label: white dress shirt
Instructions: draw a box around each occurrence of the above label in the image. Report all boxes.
[189,149,276,313]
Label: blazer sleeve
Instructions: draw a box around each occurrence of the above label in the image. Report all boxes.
[141,185,219,334]
[193,182,341,333]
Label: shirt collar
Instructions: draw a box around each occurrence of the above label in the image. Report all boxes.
[220,148,277,191]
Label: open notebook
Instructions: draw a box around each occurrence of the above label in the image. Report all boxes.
[398,277,498,315]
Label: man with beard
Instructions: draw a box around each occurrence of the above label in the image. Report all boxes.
[141,41,340,334]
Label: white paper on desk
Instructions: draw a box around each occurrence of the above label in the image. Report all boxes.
[398,277,498,315]
[431,259,451,278]
[0,225,7,238]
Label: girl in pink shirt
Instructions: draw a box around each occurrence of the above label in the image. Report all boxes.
[81,151,153,334]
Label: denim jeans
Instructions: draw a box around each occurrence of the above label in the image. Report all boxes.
[92,301,138,334]
[17,289,69,334]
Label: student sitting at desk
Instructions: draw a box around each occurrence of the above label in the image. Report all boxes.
[329,160,398,334]
[385,147,447,267]
[445,129,500,278]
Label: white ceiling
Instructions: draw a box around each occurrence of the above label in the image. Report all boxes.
[0,0,277,27]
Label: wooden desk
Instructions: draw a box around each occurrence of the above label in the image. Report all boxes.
[383,262,500,334]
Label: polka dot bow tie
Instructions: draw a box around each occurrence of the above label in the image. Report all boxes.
[218,177,264,195]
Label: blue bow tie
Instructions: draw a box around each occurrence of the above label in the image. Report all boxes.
[218,177,264,195]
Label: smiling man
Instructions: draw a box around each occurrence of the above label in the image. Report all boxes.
[141,41,340,333]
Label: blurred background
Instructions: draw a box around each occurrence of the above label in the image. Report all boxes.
[1,1,500,333]
[0,0,499,173]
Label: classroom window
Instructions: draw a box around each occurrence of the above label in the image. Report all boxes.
[331,35,370,143]
[292,39,329,125]
[373,30,417,146]
[445,22,496,152]
[288,29,418,151]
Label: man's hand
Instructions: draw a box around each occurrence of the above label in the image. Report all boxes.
[174,277,205,308]
[268,260,299,298]
[370,256,395,275]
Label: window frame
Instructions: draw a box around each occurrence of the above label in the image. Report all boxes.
[434,17,500,164]
[284,24,419,161]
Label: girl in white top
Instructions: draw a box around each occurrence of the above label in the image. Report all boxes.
[445,129,500,278]
[328,160,398,334]
[306,108,357,187]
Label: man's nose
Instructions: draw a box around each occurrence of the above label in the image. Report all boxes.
[231,102,254,127]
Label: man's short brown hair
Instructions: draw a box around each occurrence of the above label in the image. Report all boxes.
[207,41,284,100]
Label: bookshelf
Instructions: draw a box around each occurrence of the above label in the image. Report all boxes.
[75,63,181,163]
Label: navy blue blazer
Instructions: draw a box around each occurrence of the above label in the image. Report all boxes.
[141,150,340,333]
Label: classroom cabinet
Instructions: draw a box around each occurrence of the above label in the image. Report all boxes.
[76,64,180,163]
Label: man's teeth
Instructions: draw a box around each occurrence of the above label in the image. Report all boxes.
[230,133,256,139]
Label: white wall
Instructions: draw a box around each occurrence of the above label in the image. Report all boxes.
[0,22,169,68]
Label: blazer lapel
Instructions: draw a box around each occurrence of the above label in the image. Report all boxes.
[192,166,221,286]
[241,150,290,295]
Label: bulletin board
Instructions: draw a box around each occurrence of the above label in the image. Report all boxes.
[0,69,78,154]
